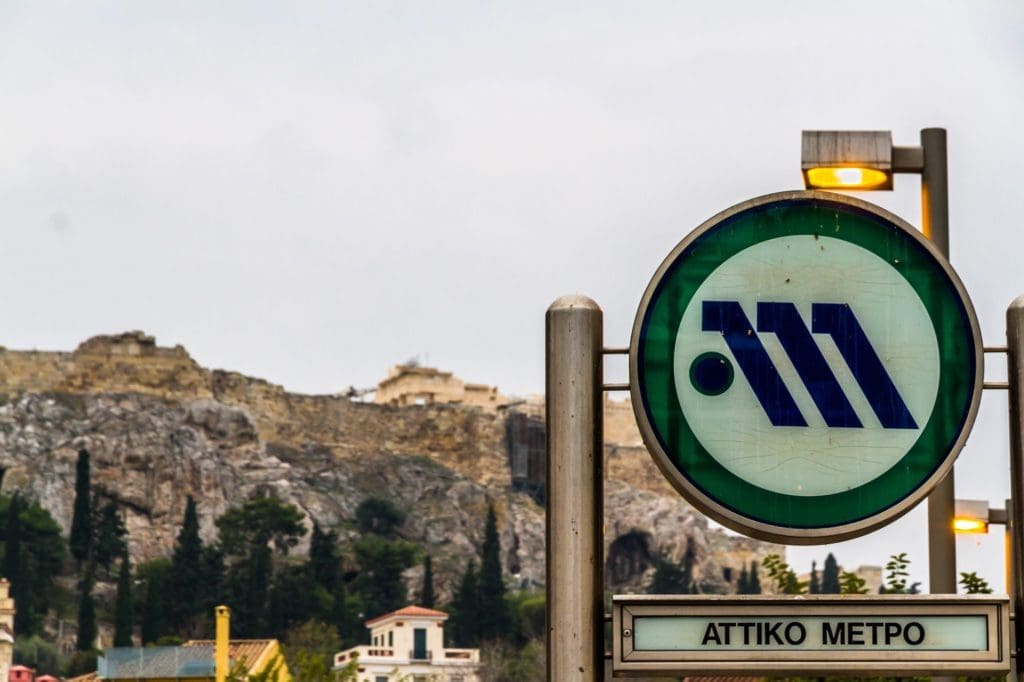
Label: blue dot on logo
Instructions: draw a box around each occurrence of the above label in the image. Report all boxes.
[690,352,734,396]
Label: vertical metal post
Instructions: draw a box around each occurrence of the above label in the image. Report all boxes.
[546,295,604,682]
[1006,296,1024,681]
[922,127,958,597]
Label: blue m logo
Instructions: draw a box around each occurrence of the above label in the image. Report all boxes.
[701,301,917,429]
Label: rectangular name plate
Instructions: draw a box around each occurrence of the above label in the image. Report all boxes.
[612,595,1009,677]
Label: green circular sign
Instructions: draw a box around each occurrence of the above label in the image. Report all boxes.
[630,191,982,544]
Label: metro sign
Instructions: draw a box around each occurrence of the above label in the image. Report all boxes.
[630,191,982,543]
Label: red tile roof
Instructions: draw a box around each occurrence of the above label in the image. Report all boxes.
[365,604,449,626]
[183,638,277,670]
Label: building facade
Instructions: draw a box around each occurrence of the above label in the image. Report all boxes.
[375,364,505,411]
[333,605,479,682]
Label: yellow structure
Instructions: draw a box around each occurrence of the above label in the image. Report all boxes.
[375,364,505,411]
[333,605,479,682]
[75,606,291,682]
[0,578,16,682]
[215,606,229,682]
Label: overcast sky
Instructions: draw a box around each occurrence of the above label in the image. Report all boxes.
[2,1,1022,591]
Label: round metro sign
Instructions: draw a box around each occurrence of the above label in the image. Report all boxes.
[630,191,982,544]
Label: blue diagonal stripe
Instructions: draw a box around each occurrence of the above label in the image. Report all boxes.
[812,303,918,430]
[756,302,862,428]
[702,301,807,427]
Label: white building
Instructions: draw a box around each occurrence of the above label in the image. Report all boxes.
[333,605,480,682]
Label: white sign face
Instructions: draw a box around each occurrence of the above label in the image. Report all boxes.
[635,614,984,652]
[613,596,1010,677]
[674,235,941,497]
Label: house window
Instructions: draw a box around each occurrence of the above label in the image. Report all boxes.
[388,630,393,647]
[375,676,388,682]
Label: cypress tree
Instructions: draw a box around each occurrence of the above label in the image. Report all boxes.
[477,504,510,641]
[76,577,97,651]
[5,495,32,633]
[309,521,338,593]
[420,555,435,608]
[737,563,750,594]
[70,449,93,564]
[140,562,172,645]
[114,550,133,646]
[748,561,762,595]
[449,560,480,647]
[809,560,821,594]
[680,540,697,594]
[822,553,841,594]
[93,498,127,573]
[170,496,203,630]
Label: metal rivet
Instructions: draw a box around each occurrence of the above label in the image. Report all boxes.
[623,629,632,638]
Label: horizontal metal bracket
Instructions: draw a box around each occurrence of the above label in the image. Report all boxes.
[892,145,925,173]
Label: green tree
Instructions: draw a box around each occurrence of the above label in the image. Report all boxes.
[808,560,820,594]
[216,495,305,556]
[879,552,921,594]
[226,543,273,636]
[64,650,99,678]
[840,570,869,594]
[420,555,436,608]
[4,494,27,632]
[13,634,61,676]
[331,578,364,649]
[351,534,417,619]
[217,495,306,637]
[93,497,128,574]
[76,576,97,651]
[114,549,134,646]
[283,619,341,682]
[748,561,762,594]
[69,448,93,564]
[478,504,511,641]
[199,544,226,628]
[448,560,480,647]
[821,552,841,594]
[308,521,338,594]
[960,571,993,594]
[139,558,173,644]
[650,543,697,595]
[2,494,65,635]
[170,496,204,633]
[267,563,323,639]
[763,554,806,595]
[355,497,406,538]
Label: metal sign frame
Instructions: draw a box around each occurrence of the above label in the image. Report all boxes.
[612,594,1010,677]
[629,190,983,544]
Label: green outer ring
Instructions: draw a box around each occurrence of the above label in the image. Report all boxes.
[633,193,979,536]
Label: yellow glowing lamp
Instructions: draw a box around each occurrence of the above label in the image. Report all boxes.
[804,167,891,190]
[801,131,895,191]
[952,499,992,535]
[952,517,989,534]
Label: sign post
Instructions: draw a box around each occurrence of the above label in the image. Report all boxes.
[545,295,604,682]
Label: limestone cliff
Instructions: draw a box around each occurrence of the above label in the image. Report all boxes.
[0,332,780,599]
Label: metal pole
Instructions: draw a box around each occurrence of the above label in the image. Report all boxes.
[922,128,958,597]
[546,295,604,682]
[1006,296,1024,681]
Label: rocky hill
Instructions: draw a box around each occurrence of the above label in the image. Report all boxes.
[0,332,780,600]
